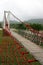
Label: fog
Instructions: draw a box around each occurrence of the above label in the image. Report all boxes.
[0,0,43,21]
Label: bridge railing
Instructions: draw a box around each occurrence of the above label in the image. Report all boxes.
[16,29,43,46]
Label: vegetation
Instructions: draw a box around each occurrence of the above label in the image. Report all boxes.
[0,21,43,31]
[0,22,2,28]
[10,23,43,31]
[10,23,26,30]
[30,23,43,31]
[0,30,41,65]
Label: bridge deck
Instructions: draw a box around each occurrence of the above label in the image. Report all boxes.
[10,30,43,65]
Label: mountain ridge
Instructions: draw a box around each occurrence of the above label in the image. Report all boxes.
[25,19,43,24]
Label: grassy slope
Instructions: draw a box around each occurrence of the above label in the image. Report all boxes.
[0,30,41,65]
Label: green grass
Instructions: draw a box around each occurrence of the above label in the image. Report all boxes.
[0,30,41,65]
[0,30,3,36]
[0,30,3,44]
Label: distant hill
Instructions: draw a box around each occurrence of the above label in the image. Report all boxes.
[10,19,43,24]
[0,19,43,24]
[25,19,43,24]
[10,20,21,24]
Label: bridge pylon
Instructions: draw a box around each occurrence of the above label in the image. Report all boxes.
[3,11,10,36]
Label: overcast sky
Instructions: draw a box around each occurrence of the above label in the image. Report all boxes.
[0,0,43,21]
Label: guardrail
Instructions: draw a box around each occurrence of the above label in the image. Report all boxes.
[17,30,43,46]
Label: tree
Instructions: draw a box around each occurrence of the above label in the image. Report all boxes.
[30,23,43,31]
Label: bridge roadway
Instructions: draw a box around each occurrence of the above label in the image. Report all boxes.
[10,30,43,65]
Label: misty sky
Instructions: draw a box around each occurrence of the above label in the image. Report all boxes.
[0,0,43,21]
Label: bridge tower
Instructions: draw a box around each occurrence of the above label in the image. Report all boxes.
[3,10,23,36]
[3,11,10,36]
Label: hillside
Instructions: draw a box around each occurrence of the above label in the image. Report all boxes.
[26,19,43,24]
[0,19,43,24]
[10,20,21,24]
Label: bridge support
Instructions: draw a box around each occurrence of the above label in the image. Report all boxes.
[3,11,10,36]
[3,29,10,36]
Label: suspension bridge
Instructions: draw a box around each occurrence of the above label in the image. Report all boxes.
[0,11,43,65]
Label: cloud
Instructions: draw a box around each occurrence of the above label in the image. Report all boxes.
[0,0,43,21]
